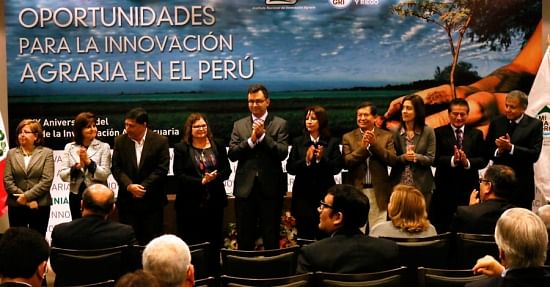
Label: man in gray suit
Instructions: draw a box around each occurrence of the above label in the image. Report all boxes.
[228,84,289,250]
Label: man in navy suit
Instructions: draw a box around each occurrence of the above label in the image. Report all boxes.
[431,99,488,232]
[0,227,49,287]
[51,184,137,250]
[451,165,515,234]
[486,90,543,209]
[296,184,398,273]
[112,108,170,245]
[467,208,550,287]
[228,84,289,250]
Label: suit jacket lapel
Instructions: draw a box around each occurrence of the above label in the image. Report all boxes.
[13,149,26,173]
[26,147,42,173]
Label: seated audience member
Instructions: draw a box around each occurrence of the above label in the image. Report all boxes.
[296,184,399,273]
[51,184,137,249]
[467,208,550,286]
[451,165,515,234]
[115,270,161,287]
[0,227,50,287]
[537,204,550,233]
[142,234,195,287]
[370,184,437,238]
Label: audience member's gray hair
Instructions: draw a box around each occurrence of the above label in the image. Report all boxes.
[495,208,548,268]
[142,235,191,287]
[537,205,550,231]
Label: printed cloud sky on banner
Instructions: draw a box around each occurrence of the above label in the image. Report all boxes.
[6,0,524,95]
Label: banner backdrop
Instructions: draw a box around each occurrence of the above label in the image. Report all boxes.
[4,0,543,237]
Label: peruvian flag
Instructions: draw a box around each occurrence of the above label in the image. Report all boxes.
[0,113,8,217]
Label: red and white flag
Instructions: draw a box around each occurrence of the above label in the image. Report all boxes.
[0,113,8,216]
[527,46,550,209]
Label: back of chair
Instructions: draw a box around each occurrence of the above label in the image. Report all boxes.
[317,266,406,287]
[382,232,453,269]
[220,273,315,287]
[296,238,316,247]
[65,280,116,287]
[189,242,210,280]
[417,267,485,287]
[50,245,131,286]
[221,246,300,278]
[194,276,216,287]
[456,233,499,268]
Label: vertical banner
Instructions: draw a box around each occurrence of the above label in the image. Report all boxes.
[527,46,550,208]
[0,113,8,217]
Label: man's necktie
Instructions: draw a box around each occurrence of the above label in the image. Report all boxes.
[507,120,517,135]
[455,128,463,150]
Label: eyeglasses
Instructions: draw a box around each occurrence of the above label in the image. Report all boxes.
[319,200,334,210]
[192,124,207,129]
[479,178,491,184]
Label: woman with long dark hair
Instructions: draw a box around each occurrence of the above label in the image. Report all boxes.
[390,94,436,206]
[287,106,343,239]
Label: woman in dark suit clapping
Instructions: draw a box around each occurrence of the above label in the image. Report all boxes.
[173,113,230,272]
[3,119,54,236]
[287,106,343,239]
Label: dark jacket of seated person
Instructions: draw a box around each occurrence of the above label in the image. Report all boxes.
[451,164,516,234]
[296,184,399,273]
[51,184,137,249]
[466,208,550,287]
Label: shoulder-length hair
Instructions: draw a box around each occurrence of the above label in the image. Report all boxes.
[304,105,330,139]
[388,184,431,233]
[181,113,214,146]
[16,119,45,147]
[400,94,426,130]
[73,112,96,145]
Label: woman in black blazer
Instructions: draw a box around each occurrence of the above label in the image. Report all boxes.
[173,113,230,273]
[286,106,343,239]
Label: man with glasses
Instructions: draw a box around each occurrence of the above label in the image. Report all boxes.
[431,99,488,233]
[228,84,289,250]
[451,165,515,234]
[296,184,398,273]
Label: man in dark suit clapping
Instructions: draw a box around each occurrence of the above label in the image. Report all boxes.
[486,90,543,209]
[431,99,488,233]
[112,108,169,245]
[228,84,289,250]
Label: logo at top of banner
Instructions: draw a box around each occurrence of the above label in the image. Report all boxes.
[329,0,353,9]
[266,0,298,5]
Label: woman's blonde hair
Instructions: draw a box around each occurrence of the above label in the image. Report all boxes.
[388,184,431,233]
